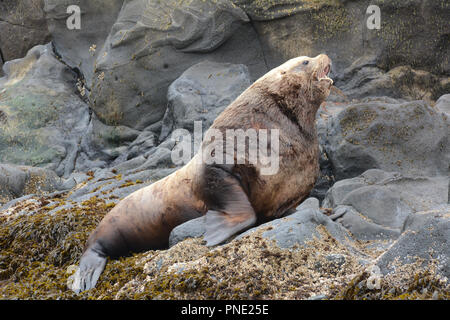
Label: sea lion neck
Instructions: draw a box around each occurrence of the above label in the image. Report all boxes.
[257,77,321,141]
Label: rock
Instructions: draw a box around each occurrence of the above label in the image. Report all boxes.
[110,156,147,174]
[335,63,449,105]
[169,216,207,247]
[325,254,346,268]
[89,0,267,131]
[125,131,156,160]
[323,169,448,240]
[331,205,401,240]
[66,167,176,205]
[325,169,448,212]
[160,61,252,141]
[0,44,90,177]
[0,164,62,205]
[435,94,450,115]
[318,98,449,180]
[78,113,141,166]
[43,0,124,88]
[234,0,449,77]
[169,198,325,248]
[238,198,363,255]
[309,145,335,203]
[134,147,173,171]
[376,205,450,279]
[0,0,51,65]
[232,1,450,106]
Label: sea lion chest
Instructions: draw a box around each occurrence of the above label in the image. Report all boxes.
[248,119,320,220]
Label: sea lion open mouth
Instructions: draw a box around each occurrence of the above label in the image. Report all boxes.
[316,63,333,85]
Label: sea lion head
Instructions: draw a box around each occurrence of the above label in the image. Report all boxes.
[263,54,333,107]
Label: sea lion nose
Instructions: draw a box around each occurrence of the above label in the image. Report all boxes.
[319,54,332,66]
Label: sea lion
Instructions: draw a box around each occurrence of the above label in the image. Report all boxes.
[71,54,333,293]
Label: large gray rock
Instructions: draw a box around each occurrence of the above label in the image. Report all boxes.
[331,205,401,240]
[169,216,207,248]
[77,113,141,167]
[376,205,450,278]
[44,0,124,88]
[231,0,450,106]
[318,97,449,180]
[168,198,332,248]
[0,164,62,205]
[334,63,449,105]
[160,61,252,140]
[0,44,90,177]
[233,0,449,77]
[89,0,267,131]
[237,198,363,255]
[435,94,450,116]
[323,169,448,240]
[0,0,51,68]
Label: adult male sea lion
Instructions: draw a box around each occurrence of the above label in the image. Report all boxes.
[71,54,333,293]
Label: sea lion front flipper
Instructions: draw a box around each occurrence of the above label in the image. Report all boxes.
[204,209,256,246]
[202,171,257,246]
[71,243,107,294]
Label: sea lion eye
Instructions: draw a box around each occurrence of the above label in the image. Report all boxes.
[303,60,309,65]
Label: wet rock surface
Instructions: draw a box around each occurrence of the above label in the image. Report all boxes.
[318,97,449,180]
[0,44,90,177]
[160,61,252,141]
[89,0,266,132]
[0,0,51,75]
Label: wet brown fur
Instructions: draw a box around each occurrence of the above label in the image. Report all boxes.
[84,55,333,256]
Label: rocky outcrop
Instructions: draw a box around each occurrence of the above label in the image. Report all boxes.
[376,205,450,279]
[160,61,252,141]
[233,0,449,75]
[318,97,449,180]
[0,44,90,177]
[89,0,267,131]
[0,164,62,206]
[323,169,448,240]
[0,0,51,75]
[436,94,450,115]
[43,0,124,89]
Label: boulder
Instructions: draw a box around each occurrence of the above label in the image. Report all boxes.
[0,44,90,177]
[43,0,124,88]
[323,169,448,240]
[169,197,364,256]
[0,0,51,68]
[89,0,267,131]
[233,0,449,76]
[231,0,450,104]
[238,198,362,254]
[318,97,449,180]
[435,94,450,115]
[376,205,450,279]
[160,61,252,141]
[0,164,62,205]
[169,216,207,248]
[335,63,449,105]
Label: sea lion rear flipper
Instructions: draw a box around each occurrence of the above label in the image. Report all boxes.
[202,172,257,246]
[71,243,107,294]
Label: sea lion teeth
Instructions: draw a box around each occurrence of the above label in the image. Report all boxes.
[319,76,333,85]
